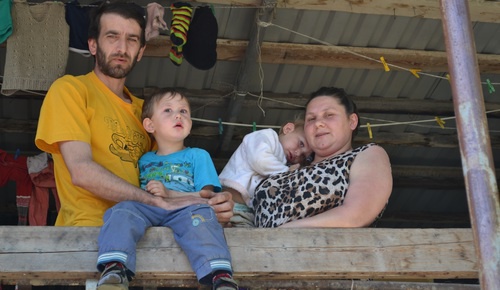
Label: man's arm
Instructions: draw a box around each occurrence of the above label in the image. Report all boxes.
[200,190,235,224]
[59,140,207,210]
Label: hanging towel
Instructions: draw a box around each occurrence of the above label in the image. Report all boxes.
[145,2,168,41]
[0,0,13,44]
[1,0,69,96]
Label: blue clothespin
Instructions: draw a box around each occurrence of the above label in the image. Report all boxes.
[14,148,20,160]
[218,118,223,135]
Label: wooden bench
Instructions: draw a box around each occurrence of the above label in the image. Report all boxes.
[0,226,479,289]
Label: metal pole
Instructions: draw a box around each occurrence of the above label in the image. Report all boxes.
[439,1,500,289]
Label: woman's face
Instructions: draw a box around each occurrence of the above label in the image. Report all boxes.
[304,95,358,160]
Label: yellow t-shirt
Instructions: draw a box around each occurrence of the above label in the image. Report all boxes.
[35,71,151,226]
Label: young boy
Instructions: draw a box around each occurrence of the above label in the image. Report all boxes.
[96,88,238,290]
[219,119,313,227]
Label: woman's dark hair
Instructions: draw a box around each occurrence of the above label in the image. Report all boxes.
[88,1,146,47]
[306,87,360,139]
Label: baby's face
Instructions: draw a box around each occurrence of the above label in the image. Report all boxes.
[280,128,313,165]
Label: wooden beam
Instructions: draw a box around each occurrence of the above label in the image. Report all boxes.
[194,0,500,23]
[6,88,500,117]
[3,118,500,150]
[3,38,500,73]
[0,204,471,228]
[3,279,480,290]
[0,227,478,281]
[219,1,277,153]
[131,88,500,117]
[145,37,500,73]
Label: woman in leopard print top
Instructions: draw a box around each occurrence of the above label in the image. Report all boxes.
[253,87,392,228]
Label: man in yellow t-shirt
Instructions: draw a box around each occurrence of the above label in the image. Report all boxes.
[35,2,234,227]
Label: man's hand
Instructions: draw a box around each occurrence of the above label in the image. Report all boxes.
[156,195,208,211]
[146,180,170,198]
[200,189,234,224]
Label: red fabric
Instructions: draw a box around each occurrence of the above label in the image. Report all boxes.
[29,160,60,226]
[0,149,33,225]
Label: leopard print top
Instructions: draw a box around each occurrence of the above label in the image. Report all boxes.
[253,143,378,228]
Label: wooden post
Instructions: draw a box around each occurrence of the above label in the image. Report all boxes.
[220,0,277,152]
[439,1,500,289]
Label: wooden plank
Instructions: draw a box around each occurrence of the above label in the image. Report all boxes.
[4,37,499,73]
[6,88,500,118]
[220,279,481,290]
[145,37,500,73]
[3,279,481,289]
[0,227,478,282]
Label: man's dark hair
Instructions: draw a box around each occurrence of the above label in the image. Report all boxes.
[306,87,360,138]
[88,1,146,47]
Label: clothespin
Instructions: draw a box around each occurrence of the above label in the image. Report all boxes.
[252,122,257,132]
[218,118,223,135]
[210,4,215,15]
[409,69,421,79]
[366,123,373,139]
[380,56,390,72]
[445,73,451,82]
[435,116,446,129]
[486,79,495,94]
[14,148,20,160]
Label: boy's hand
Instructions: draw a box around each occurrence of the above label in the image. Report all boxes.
[200,189,234,224]
[146,180,170,198]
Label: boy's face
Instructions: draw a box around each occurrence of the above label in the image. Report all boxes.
[279,124,313,165]
[144,93,192,143]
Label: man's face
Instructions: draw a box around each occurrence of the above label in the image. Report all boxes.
[89,13,145,79]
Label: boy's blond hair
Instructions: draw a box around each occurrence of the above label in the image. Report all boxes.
[278,115,305,135]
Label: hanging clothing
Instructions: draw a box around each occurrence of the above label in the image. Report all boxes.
[28,159,60,226]
[65,0,91,56]
[0,0,13,44]
[145,2,168,41]
[0,149,32,225]
[1,0,69,95]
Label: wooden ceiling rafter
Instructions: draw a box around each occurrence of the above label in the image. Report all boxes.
[218,0,278,153]
[145,37,500,73]
[3,117,500,149]
[7,88,500,118]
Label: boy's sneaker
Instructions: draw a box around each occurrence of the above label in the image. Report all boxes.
[97,262,129,290]
[212,273,238,290]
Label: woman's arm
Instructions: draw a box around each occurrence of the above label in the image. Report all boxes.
[280,145,392,228]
